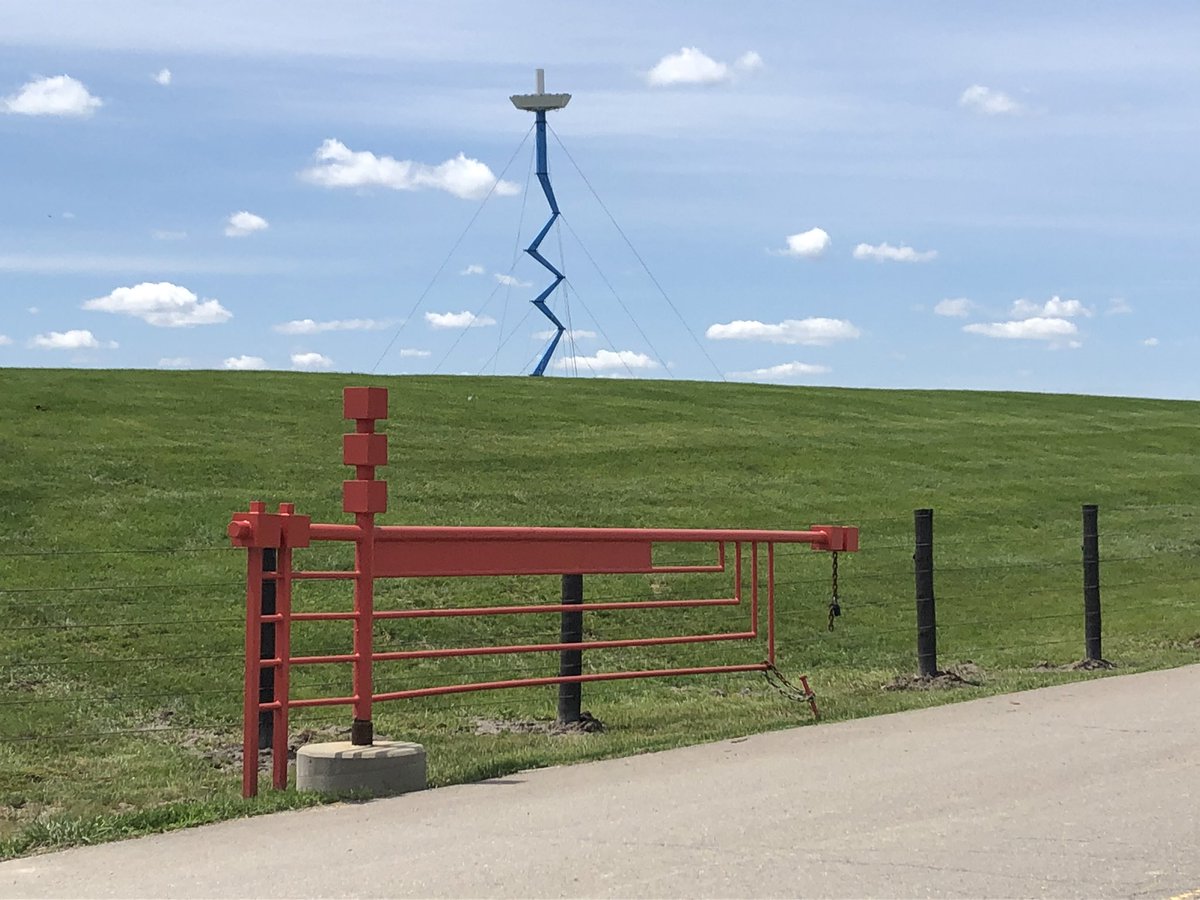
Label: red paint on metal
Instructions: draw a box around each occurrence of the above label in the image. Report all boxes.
[232,386,860,796]
[241,547,262,799]
[374,538,653,577]
[767,543,776,665]
[812,525,859,552]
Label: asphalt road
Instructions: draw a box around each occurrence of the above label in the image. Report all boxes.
[3,665,1197,899]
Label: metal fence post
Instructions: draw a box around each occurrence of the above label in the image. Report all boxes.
[258,547,277,749]
[558,574,583,724]
[914,508,938,677]
[1082,504,1102,661]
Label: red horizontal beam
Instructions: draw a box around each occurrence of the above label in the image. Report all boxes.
[372,630,755,662]
[289,695,357,709]
[375,538,652,577]
[373,663,770,701]
[290,596,738,622]
[308,523,830,545]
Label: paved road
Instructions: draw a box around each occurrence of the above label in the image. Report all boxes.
[3,665,1198,899]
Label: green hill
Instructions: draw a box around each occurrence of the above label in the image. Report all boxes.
[1,370,1197,854]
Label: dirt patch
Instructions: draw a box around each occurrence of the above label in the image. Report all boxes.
[158,720,358,772]
[883,662,983,692]
[1029,658,1117,672]
[1064,658,1116,671]
[473,711,605,736]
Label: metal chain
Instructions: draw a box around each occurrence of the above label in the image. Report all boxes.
[763,663,820,719]
[827,551,841,631]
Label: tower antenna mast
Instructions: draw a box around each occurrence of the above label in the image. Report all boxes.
[511,69,571,376]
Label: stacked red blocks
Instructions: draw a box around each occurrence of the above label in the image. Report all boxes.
[342,387,389,515]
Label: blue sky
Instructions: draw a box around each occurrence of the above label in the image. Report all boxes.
[1,1,1197,398]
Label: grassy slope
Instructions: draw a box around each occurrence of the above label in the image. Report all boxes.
[1,370,1197,853]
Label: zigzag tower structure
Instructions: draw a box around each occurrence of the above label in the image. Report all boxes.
[511,69,571,376]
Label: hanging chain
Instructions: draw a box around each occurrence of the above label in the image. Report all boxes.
[827,551,841,631]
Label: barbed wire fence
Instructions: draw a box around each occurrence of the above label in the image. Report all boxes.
[1,503,1196,831]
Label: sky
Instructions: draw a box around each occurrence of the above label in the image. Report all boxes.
[1,1,1198,398]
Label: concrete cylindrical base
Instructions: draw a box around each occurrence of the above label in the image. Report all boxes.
[296,740,427,797]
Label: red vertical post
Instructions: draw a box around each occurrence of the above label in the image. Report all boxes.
[242,533,264,798]
[734,542,743,622]
[352,506,375,745]
[342,387,388,746]
[272,503,295,790]
[767,543,776,665]
[750,542,759,635]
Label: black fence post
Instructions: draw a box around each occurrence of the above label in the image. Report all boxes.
[914,508,938,677]
[258,547,277,750]
[558,574,583,724]
[1082,504,1102,662]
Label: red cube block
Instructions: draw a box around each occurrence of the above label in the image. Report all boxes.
[343,387,388,421]
[343,479,388,514]
[343,433,388,467]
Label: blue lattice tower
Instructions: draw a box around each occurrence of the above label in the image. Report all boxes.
[511,69,571,376]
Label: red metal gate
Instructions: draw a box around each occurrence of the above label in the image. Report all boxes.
[229,387,859,796]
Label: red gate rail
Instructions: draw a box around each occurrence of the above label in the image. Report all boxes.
[229,387,859,797]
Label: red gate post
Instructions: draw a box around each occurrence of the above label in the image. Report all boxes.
[342,387,389,746]
[242,538,263,799]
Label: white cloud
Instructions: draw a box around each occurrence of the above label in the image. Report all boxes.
[153,68,172,86]
[555,349,658,371]
[735,51,764,72]
[781,228,831,259]
[729,361,831,381]
[398,348,431,358]
[934,298,974,317]
[2,75,102,117]
[533,328,597,340]
[494,273,532,287]
[223,355,267,370]
[152,229,187,241]
[291,352,333,370]
[158,357,191,368]
[29,329,114,350]
[274,317,391,335]
[959,84,1024,116]
[61,212,75,220]
[27,307,38,314]
[224,211,268,237]
[301,139,519,201]
[83,281,232,327]
[963,317,1078,341]
[0,334,11,346]
[1142,337,1159,347]
[460,264,485,276]
[1106,298,1133,315]
[853,242,937,263]
[647,47,728,86]
[645,47,761,87]
[425,310,496,329]
[706,317,861,345]
[1011,296,1093,318]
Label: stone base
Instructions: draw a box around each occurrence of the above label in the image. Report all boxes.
[295,740,427,797]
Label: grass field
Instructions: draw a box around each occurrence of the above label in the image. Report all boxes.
[1,369,1197,857]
